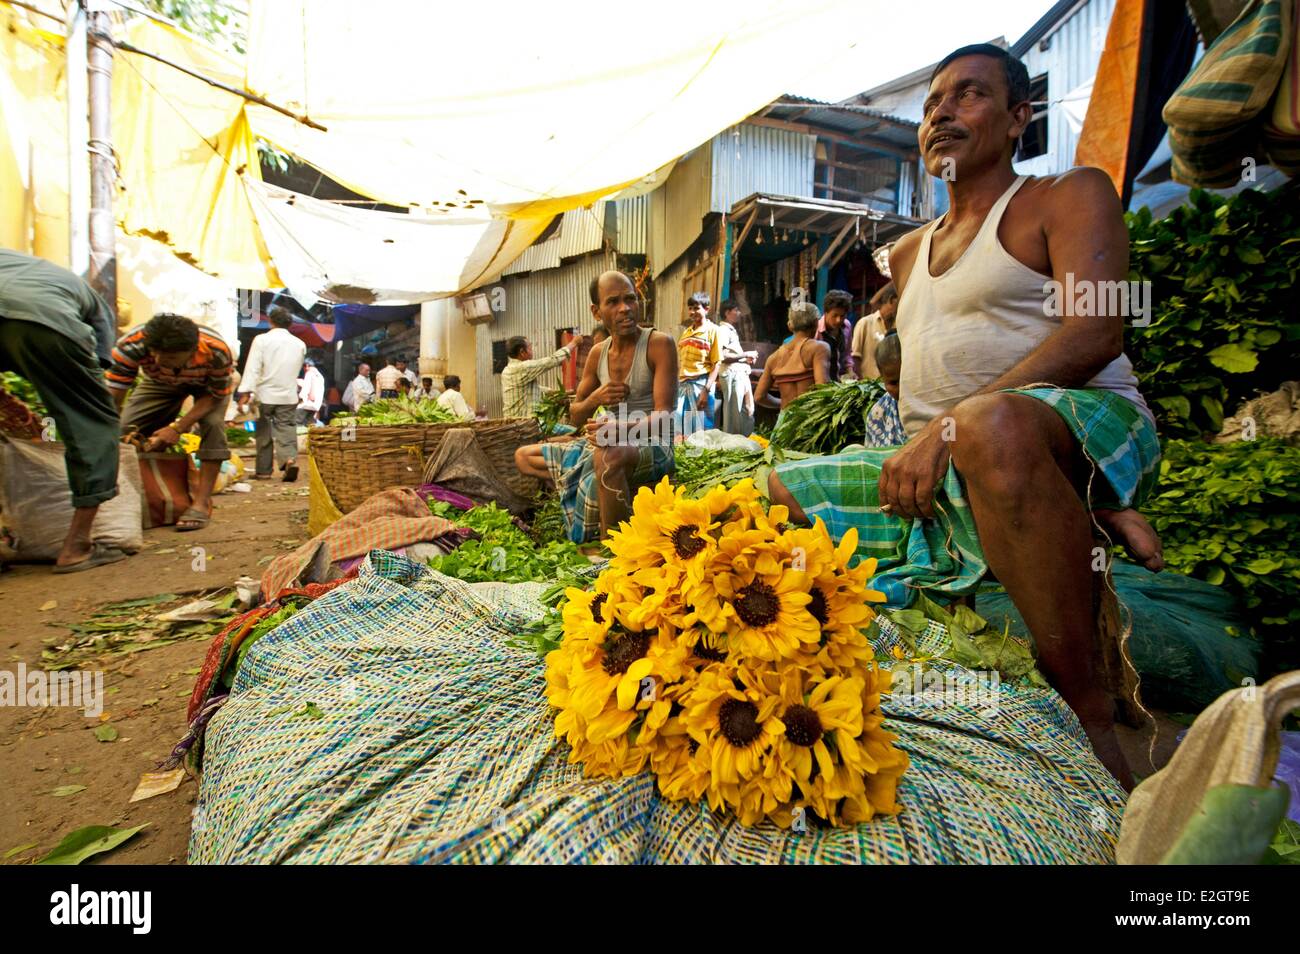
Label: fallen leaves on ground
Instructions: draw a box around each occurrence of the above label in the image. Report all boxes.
[36,824,147,865]
[129,768,186,803]
[50,785,86,797]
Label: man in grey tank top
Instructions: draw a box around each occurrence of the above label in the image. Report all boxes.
[514,271,678,541]
[770,44,1166,788]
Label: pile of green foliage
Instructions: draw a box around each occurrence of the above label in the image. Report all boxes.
[1126,186,1300,438]
[527,493,569,546]
[331,397,457,427]
[225,426,253,447]
[534,388,570,436]
[1143,438,1300,671]
[672,444,813,499]
[769,379,884,454]
[0,372,47,417]
[427,500,589,584]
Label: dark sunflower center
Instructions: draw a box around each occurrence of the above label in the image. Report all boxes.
[783,704,823,746]
[601,629,652,675]
[719,698,762,747]
[591,593,607,624]
[734,580,780,628]
[671,525,706,559]
[694,640,727,662]
[807,588,828,625]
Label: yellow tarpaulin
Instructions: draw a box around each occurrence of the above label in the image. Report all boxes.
[0,7,277,287]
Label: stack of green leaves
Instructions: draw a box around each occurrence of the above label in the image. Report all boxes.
[1126,187,1300,438]
[672,444,814,499]
[427,501,590,584]
[769,379,885,454]
[1142,437,1300,671]
[331,397,458,427]
[534,388,571,436]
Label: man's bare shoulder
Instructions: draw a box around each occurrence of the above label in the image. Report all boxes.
[1023,167,1120,211]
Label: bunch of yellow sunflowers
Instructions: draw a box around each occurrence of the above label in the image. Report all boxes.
[544,476,909,828]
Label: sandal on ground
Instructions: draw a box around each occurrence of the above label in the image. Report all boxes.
[175,506,212,531]
[283,461,299,482]
[52,542,128,573]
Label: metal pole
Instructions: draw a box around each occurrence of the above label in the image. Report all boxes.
[87,0,116,319]
[66,0,89,276]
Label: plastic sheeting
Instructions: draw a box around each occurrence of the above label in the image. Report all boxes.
[244,0,883,214]
[0,9,278,288]
[245,180,550,305]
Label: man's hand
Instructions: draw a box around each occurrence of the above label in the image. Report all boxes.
[145,424,181,451]
[695,390,710,411]
[583,413,614,445]
[589,380,628,408]
[878,416,951,519]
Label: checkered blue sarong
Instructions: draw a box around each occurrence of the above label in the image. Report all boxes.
[772,388,1161,607]
[540,437,674,543]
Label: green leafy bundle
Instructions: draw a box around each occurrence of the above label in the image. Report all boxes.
[534,388,570,436]
[225,426,253,447]
[1142,438,1300,670]
[672,444,814,499]
[1126,187,1300,438]
[427,501,589,584]
[0,371,47,417]
[769,379,885,454]
[331,397,458,427]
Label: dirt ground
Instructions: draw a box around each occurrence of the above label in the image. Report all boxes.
[0,452,1184,865]
[0,456,310,866]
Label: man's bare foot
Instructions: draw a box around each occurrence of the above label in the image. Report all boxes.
[1094,508,1164,572]
[1081,717,1135,792]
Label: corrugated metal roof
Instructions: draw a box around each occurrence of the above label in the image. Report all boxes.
[474,251,617,418]
[756,97,921,153]
[709,123,816,215]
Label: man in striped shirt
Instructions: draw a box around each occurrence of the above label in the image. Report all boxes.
[107,313,234,531]
[500,335,575,418]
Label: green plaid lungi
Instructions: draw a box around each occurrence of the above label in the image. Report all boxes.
[541,437,675,543]
[772,387,1161,608]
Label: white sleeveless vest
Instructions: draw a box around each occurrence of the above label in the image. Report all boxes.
[895,175,1153,437]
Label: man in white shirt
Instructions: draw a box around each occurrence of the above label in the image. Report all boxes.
[500,335,575,418]
[237,308,307,481]
[715,298,755,435]
[413,376,440,400]
[851,283,898,380]
[375,357,402,398]
[435,374,475,421]
[396,357,418,389]
[342,362,374,412]
[297,358,325,425]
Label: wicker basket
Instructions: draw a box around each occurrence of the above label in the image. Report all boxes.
[308,417,541,513]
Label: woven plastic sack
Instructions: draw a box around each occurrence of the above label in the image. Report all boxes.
[190,551,1127,865]
[976,561,1259,711]
[0,438,144,561]
[1118,671,1300,863]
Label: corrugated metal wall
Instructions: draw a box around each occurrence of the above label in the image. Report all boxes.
[615,195,649,255]
[709,123,816,214]
[474,250,617,418]
[1015,0,1115,178]
[650,143,714,278]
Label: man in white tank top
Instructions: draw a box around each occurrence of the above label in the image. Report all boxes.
[771,44,1166,787]
[514,271,678,540]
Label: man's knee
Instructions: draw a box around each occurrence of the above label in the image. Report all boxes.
[514,443,539,473]
[950,394,1053,468]
[593,443,639,476]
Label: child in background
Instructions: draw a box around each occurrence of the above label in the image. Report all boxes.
[863,332,906,447]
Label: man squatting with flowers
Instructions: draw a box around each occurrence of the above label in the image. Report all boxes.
[514,271,679,540]
[769,44,1164,789]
